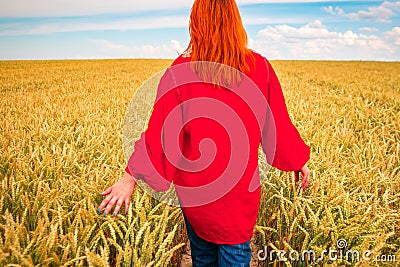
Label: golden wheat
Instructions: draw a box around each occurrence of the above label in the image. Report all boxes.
[1,59,399,266]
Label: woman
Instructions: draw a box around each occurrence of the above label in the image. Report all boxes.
[98,0,310,266]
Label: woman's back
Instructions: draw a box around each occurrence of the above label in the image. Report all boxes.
[125,51,310,243]
[172,52,267,243]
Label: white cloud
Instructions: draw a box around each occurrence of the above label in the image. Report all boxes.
[359,27,379,32]
[0,16,189,36]
[322,6,344,15]
[258,20,330,40]
[323,1,400,23]
[251,20,398,60]
[384,27,400,45]
[382,0,400,10]
[91,39,184,58]
[0,0,194,17]
[345,4,395,23]
[0,0,370,17]
[242,16,306,25]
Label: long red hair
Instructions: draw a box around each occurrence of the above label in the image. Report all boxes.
[185,0,254,86]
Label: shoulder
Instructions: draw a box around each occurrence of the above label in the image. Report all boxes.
[250,50,264,60]
[247,50,273,80]
[249,50,271,68]
[171,50,192,66]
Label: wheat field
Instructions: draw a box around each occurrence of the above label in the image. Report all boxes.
[0,59,399,266]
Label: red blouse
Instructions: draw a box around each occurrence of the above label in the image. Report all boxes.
[125,51,310,244]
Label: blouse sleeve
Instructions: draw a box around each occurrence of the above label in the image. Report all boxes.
[125,68,183,191]
[261,59,310,171]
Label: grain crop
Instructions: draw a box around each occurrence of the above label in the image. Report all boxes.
[0,59,399,266]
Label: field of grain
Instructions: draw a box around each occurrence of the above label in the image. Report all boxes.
[0,59,399,266]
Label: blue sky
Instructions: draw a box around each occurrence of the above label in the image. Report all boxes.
[0,0,399,60]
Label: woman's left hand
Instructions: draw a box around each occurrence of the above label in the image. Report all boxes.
[294,164,310,191]
[97,172,136,216]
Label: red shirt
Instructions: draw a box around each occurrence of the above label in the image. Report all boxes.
[126,51,310,244]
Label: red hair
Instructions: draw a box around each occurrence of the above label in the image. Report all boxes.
[185,0,254,86]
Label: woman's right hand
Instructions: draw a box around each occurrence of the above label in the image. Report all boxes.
[97,172,136,216]
[294,164,310,190]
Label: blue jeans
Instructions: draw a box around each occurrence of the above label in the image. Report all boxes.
[182,210,252,267]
